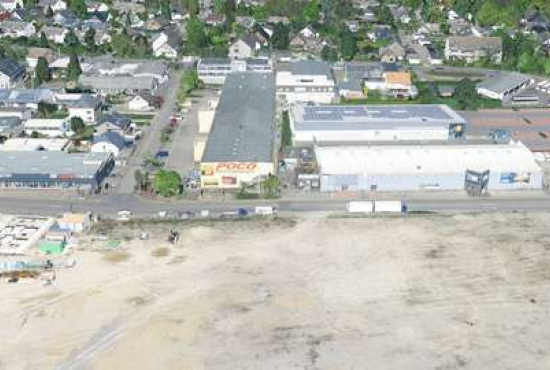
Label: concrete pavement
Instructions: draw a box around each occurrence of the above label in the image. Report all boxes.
[2,192,550,218]
[117,71,182,194]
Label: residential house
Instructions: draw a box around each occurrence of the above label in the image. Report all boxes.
[0,0,22,11]
[112,0,145,14]
[26,48,55,70]
[53,9,79,28]
[380,71,418,99]
[0,21,36,38]
[266,16,289,25]
[86,1,109,13]
[10,7,29,21]
[276,60,335,105]
[0,59,25,89]
[23,118,72,137]
[41,26,68,44]
[38,0,67,13]
[445,36,503,64]
[203,13,224,26]
[145,17,169,32]
[236,16,255,30]
[228,35,257,60]
[95,112,132,135]
[54,93,102,124]
[378,42,406,63]
[151,28,182,59]
[369,25,392,41]
[290,27,326,54]
[0,116,21,139]
[127,91,157,111]
[91,131,125,157]
[0,88,53,109]
[391,6,412,24]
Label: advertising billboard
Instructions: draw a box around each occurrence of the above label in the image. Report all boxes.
[500,172,531,184]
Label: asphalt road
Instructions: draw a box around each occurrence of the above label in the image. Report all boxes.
[1,194,550,218]
[117,72,182,194]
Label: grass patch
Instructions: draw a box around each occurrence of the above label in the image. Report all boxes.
[103,251,131,263]
[151,247,171,257]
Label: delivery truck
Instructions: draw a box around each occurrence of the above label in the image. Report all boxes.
[373,201,403,213]
[254,206,277,216]
[346,201,374,214]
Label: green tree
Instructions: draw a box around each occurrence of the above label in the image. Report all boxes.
[281,111,292,147]
[454,78,479,110]
[70,116,85,135]
[110,31,134,56]
[64,29,81,50]
[339,29,356,60]
[260,174,281,199]
[154,170,182,197]
[38,32,49,48]
[375,5,393,26]
[160,0,171,19]
[68,0,87,17]
[35,57,51,85]
[321,45,338,61]
[67,54,82,81]
[45,5,54,17]
[84,28,96,52]
[271,22,290,50]
[186,17,208,53]
[302,0,320,24]
[183,0,199,16]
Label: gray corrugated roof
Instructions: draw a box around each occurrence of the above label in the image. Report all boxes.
[0,151,110,177]
[0,59,25,80]
[477,73,531,94]
[93,131,125,150]
[202,73,275,163]
[291,104,467,131]
[279,60,332,77]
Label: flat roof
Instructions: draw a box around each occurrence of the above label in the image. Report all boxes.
[477,73,531,94]
[0,138,69,151]
[0,152,111,177]
[316,141,541,175]
[202,73,275,163]
[291,104,467,131]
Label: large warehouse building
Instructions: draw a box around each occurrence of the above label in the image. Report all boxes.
[290,104,467,145]
[200,73,276,189]
[0,151,114,190]
[315,141,543,193]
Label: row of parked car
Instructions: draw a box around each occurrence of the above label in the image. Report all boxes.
[116,206,278,221]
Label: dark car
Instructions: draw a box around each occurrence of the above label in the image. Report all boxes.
[155,150,169,159]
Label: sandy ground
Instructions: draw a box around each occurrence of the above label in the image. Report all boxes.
[2,214,550,370]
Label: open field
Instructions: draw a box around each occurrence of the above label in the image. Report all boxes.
[2,214,550,369]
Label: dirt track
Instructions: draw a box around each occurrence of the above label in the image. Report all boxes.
[2,214,550,369]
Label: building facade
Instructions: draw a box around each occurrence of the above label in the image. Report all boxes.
[315,141,543,193]
[276,60,335,105]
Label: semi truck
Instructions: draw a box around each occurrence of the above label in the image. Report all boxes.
[254,206,278,216]
[346,201,406,214]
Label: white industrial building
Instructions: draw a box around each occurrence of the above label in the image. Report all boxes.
[289,104,467,145]
[315,141,543,193]
[276,60,335,105]
[23,119,72,137]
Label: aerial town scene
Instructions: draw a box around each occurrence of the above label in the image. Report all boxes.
[1,0,550,368]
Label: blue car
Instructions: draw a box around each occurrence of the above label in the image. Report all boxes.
[155,150,169,159]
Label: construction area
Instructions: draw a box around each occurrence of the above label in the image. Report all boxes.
[1,213,550,369]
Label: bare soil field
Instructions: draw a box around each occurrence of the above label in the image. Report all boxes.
[2,214,550,370]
